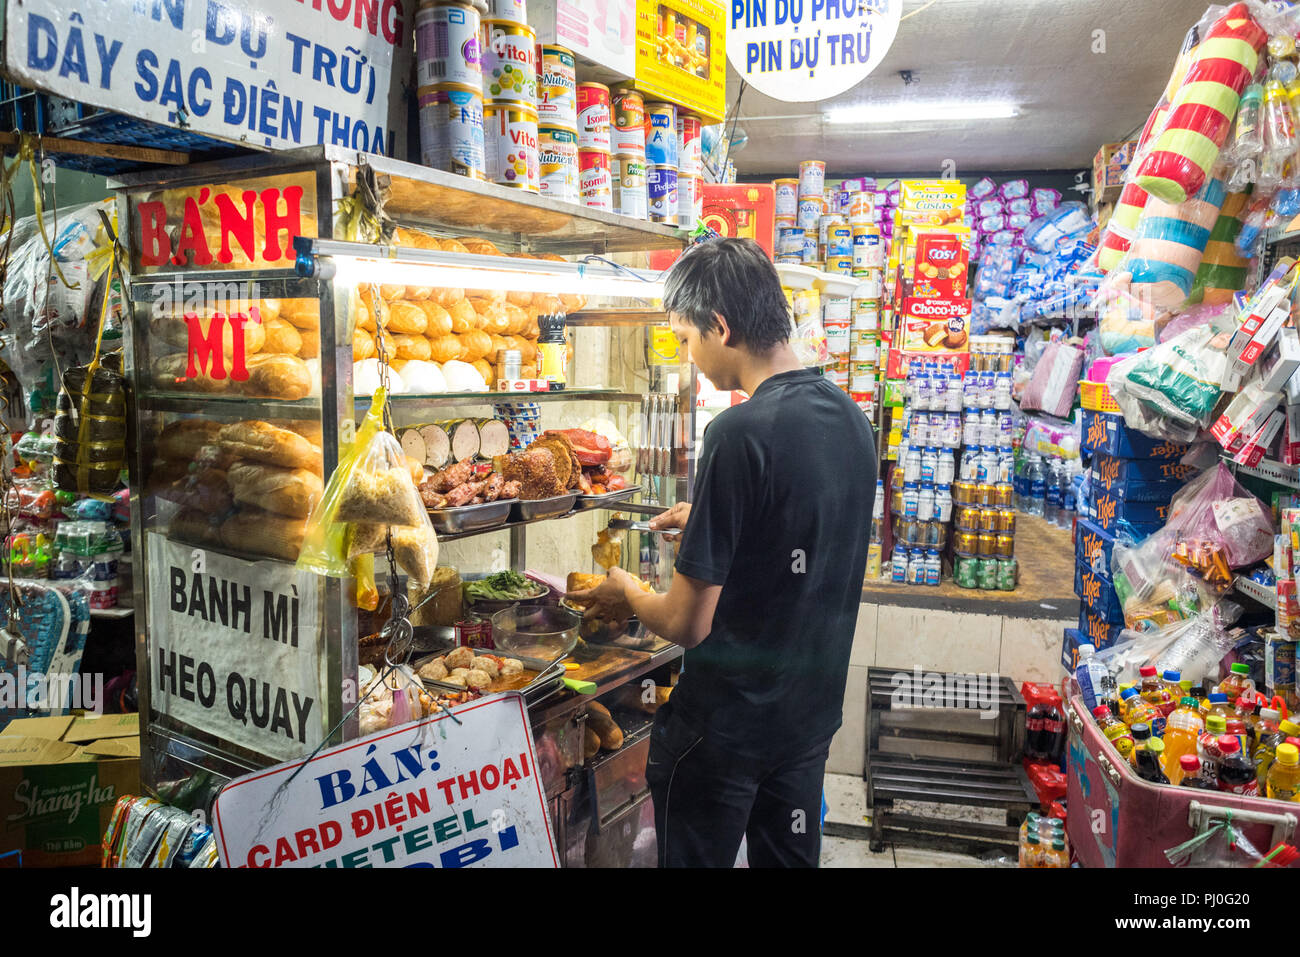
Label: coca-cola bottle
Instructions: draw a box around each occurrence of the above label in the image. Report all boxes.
[1026,693,1066,762]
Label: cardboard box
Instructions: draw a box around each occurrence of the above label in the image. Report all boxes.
[1076,516,1122,573]
[632,0,726,123]
[884,346,971,380]
[1092,140,1136,202]
[700,183,776,259]
[898,295,972,353]
[911,230,972,299]
[532,0,636,77]
[1075,560,1125,624]
[1062,627,1120,675]
[1236,408,1286,467]
[1078,610,1126,649]
[1088,487,1170,533]
[1259,324,1300,393]
[1081,408,1190,460]
[1090,455,1199,501]
[0,714,140,867]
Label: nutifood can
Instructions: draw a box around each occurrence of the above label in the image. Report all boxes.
[612,155,648,219]
[577,82,612,152]
[579,148,613,211]
[677,111,702,177]
[415,4,482,90]
[847,191,874,224]
[482,20,537,104]
[536,44,576,130]
[774,178,799,218]
[419,84,486,179]
[484,102,539,191]
[538,125,578,202]
[645,102,678,167]
[647,164,678,222]
[612,88,646,156]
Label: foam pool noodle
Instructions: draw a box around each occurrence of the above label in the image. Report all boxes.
[1187,188,1252,305]
[1123,177,1227,310]
[1135,3,1267,205]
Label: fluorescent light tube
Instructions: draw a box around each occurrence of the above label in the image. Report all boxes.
[825,102,1019,124]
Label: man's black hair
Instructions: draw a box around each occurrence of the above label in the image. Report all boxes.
[662,237,791,351]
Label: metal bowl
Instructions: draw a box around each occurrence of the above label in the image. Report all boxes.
[489,604,580,660]
[560,597,646,644]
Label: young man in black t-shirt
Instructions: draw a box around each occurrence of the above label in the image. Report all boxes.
[568,238,877,867]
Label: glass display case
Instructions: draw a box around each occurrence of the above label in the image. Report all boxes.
[111,146,694,829]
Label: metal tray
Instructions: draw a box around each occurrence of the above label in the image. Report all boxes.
[427,498,516,534]
[510,493,578,522]
[415,649,566,705]
[572,484,642,511]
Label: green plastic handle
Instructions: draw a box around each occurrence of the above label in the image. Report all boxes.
[564,677,597,695]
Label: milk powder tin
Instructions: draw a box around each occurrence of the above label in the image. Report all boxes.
[826,255,854,274]
[484,102,539,190]
[415,5,482,89]
[677,111,702,177]
[612,154,647,219]
[538,125,578,202]
[852,298,879,331]
[774,179,799,218]
[852,225,884,271]
[536,44,576,130]
[677,173,699,229]
[847,191,874,224]
[827,224,852,257]
[576,82,612,152]
[777,226,804,257]
[799,160,825,198]
[611,88,646,157]
[579,148,613,211]
[482,20,537,104]
[647,164,678,222]
[419,85,486,179]
[797,196,824,230]
[824,321,851,355]
[489,0,527,23]
[646,102,678,167]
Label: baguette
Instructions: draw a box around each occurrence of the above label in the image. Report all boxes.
[169,507,223,546]
[242,354,312,399]
[584,726,601,759]
[149,313,267,356]
[586,701,623,750]
[156,419,222,462]
[263,317,304,356]
[219,508,307,561]
[227,461,324,518]
[217,421,323,472]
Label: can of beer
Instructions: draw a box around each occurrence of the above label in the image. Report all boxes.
[538,125,578,202]
[996,558,1018,591]
[483,102,539,190]
[994,483,1014,509]
[955,555,979,589]
[995,533,1015,559]
[955,506,981,531]
[954,530,979,557]
[576,82,611,151]
[977,532,996,557]
[979,507,999,532]
[645,102,678,166]
[774,179,799,218]
[415,4,482,90]
[579,147,612,211]
[482,19,537,104]
[419,85,486,179]
[978,557,999,591]
[798,159,825,198]
[611,154,647,219]
[677,111,702,177]
[647,164,678,222]
[677,173,700,229]
[997,507,1016,534]
[611,87,646,156]
[536,44,577,130]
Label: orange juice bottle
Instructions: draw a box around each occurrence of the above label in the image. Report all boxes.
[1267,743,1300,801]
[1121,688,1165,738]
[1162,697,1205,785]
[1139,666,1173,716]
[1093,705,1135,760]
[1218,663,1255,702]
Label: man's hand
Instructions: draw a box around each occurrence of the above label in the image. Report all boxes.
[649,502,691,543]
[566,566,638,627]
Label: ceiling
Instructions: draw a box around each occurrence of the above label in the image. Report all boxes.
[727,0,1217,175]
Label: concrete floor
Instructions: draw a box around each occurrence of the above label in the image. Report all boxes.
[818,772,1016,868]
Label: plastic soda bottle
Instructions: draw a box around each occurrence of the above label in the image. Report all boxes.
[1139,666,1173,717]
[1137,738,1171,783]
[1022,831,1043,868]
[1075,643,1114,713]
[1018,811,1039,866]
[1116,682,1137,720]
[1204,692,1233,723]
[1218,663,1255,702]
[1256,714,1299,789]
[1178,755,1217,789]
[1158,671,1182,717]
[1162,697,1205,785]
[1215,736,1259,796]
[1267,743,1300,801]
[1093,705,1135,759]
[1121,688,1165,737]
[1198,715,1229,783]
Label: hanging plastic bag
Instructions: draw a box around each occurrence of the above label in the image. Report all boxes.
[1165,812,1266,868]
[790,316,829,368]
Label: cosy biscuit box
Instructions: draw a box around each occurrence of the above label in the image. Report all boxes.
[0,714,140,867]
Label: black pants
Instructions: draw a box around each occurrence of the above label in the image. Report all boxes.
[645,702,830,868]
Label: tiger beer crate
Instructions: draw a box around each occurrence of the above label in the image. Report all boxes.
[862,667,1035,854]
[1067,692,1299,867]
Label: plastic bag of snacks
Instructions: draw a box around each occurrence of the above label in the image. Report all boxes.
[1020,339,1084,418]
[1106,316,1236,441]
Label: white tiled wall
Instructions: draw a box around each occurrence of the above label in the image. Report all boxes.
[826,603,1074,775]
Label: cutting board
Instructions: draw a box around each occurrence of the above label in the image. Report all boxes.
[565,646,650,686]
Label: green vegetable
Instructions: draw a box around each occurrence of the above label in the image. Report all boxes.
[463,570,543,601]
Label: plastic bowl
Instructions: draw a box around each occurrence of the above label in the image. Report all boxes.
[489,604,580,660]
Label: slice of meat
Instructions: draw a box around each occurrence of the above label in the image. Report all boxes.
[501,479,522,499]
[495,449,564,499]
[546,428,611,466]
[480,472,505,502]
[445,480,487,507]
[428,457,474,493]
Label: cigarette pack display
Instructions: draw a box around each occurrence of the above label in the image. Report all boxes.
[1234,408,1286,467]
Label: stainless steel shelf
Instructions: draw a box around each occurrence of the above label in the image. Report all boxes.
[108,145,690,255]
[135,393,321,417]
[567,310,666,327]
[437,492,647,542]
[360,388,644,407]
[1226,455,1300,489]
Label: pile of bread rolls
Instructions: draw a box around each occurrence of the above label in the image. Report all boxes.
[152,418,324,561]
[149,298,319,400]
[354,228,586,393]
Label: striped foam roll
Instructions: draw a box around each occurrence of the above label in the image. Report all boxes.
[1135,3,1266,205]
[1188,189,1251,304]
[1098,180,1152,273]
[1125,177,1226,308]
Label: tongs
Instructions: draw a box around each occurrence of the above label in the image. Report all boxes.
[605,517,679,534]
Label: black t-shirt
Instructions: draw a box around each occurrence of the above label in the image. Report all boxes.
[670,367,877,757]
